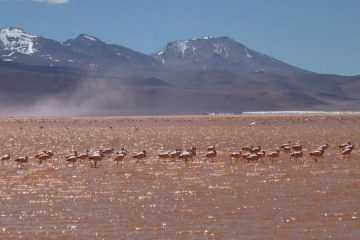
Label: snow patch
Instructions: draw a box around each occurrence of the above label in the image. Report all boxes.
[155,48,167,64]
[0,28,38,55]
[213,43,229,58]
[82,35,97,41]
[1,51,15,57]
[157,48,166,55]
[192,36,213,40]
[244,48,252,58]
[173,41,189,57]
[156,39,199,61]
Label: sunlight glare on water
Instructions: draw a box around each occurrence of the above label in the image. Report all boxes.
[0,115,359,239]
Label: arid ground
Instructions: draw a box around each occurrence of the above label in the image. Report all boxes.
[0,114,359,239]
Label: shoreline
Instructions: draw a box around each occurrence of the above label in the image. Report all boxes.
[0,111,360,121]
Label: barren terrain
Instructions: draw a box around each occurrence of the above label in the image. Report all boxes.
[0,114,359,239]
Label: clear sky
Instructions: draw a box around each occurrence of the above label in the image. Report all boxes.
[0,0,359,75]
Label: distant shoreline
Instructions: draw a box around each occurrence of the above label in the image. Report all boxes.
[1,111,360,119]
[240,111,360,115]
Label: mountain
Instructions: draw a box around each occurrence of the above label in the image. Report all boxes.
[152,36,306,74]
[0,27,359,115]
[0,27,158,71]
[0,27,73,66]
[63,34,159,70]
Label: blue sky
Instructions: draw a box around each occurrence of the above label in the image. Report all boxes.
[0,0,359,75]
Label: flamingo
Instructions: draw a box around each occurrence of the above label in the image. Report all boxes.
[133,150,146,162]
[339,142,351,152]
[280,141,291,149]
[158,151,170,162]
[179,150,193,163]
[341,147,353,158]
[205,150,217,162]
[77,150,89,163]
[158,152,170,158]
[102,148,114,155]
[207,146,216,152]
[290,151,303,162]
[230,151,242,162]
[241,145,253,152]
[170,148,182,161]
[116,148,128,156]
[35,150,53,165]
[66,155,78,167]
[1,154,10,164]
[319,144,329,150]
[292,144,302,151]
[309,149,324,162]
[248,122,256,127]
[251,146,261,154]
[283,146,292,154]
[256,150,266,162]
[187,146,197,156]
[15,156,28,168]
[247,154,259,163]
[113,153,125,166]
[89,151,105,168]
[241,153,251,162]
[267,150,280,163]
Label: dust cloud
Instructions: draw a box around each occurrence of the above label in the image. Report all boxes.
[0,78,136,117]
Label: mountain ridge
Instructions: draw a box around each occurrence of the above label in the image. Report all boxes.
[0,27,311,74]
[152,36,308,75]
[0,27,359,115]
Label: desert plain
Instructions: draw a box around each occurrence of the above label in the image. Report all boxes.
[0,114,359,239]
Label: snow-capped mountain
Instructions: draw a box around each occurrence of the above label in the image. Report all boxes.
[0,27,158,70]
[63,34,159,69]
[152,36,305,74]
[0,27,38,55]
[0,27,77,66]
[1,27,359,115]
[0,28,303,74]
[154,36,246,63]
[0,27,40,63]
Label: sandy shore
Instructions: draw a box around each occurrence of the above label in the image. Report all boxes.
[0,114,359,239]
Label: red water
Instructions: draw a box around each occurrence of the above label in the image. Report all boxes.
[0,115,359,239]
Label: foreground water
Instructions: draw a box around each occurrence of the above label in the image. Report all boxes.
[0,115,359,239]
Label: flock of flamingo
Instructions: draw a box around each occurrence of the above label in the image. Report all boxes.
[0,141,356,168]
